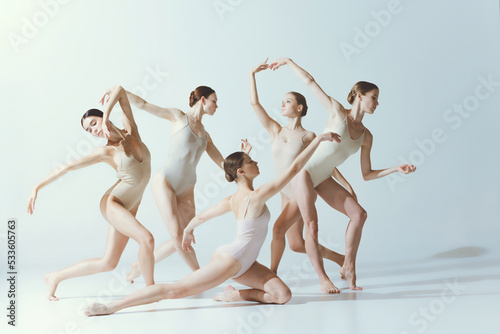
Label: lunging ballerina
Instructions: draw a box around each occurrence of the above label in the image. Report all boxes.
[85,131,340,316]
[27,86,155,300]
[268,58,416,292]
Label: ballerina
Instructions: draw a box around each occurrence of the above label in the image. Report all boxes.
[27,86,155,300]
[249,58,351,275]
[121,86,249,282]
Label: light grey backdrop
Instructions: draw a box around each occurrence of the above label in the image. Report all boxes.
[1,0,499,278]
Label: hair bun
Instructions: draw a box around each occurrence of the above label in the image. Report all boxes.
[225,173,234,182]
[189,91,197,107]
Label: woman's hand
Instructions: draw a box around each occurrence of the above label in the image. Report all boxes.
[241,139,252,154]
[397,164,417,175]
[251,58,269,74]
[101,117,112,139]
[99,87,114,105]
[182,230,196,253]
[27,188,38,215]
[268,58,290,71]
[318,132,341,143]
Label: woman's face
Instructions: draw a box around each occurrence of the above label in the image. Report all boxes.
[203,93,218,116]
[360,89,379,114]
[281,93,302,117]
[82,116,105,138]
[239,154,260,179]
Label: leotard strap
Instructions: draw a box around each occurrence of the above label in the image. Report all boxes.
[242,191,254,219]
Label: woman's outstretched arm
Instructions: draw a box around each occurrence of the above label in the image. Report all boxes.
[360,129,416,181]
[182,196,232,252]
[27,147,111,214]
[250,58,281,137]
[258,132,341,202]
[124,89,183,121]
[269,58,344,120]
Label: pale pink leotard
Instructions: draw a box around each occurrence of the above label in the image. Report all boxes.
[216,192,271,278]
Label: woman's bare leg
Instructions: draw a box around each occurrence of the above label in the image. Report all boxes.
[126,240,176,283]
[45,226,129,301]
[151,174,200,271]
[86,252,240,316]
[214,261,291,304]
[44,203,141,300]
[103,197,155,286]
[292,170,339,294]
[315,178,366,290]
[270,199,302,273]
[284,196,345,267]
[127,186,196,282]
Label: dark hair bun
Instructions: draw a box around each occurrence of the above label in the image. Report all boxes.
[189,91,197,107]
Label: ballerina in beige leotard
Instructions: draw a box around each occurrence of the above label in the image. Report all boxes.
[27,86,156,300]
[249,59,353,278]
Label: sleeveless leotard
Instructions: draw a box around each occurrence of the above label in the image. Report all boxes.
[216,192,271,278]
[304,117,365,188]
[160,115,208,195]
[104,141,151,211]
[271,130,308,198]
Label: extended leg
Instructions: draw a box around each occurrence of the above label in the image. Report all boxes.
[315,178,366,290]
[292,170,339,294]
[45,224,129,301]
[270,199,302,273]
[102,197,155,286]
[151,174,200,271]
[86,252,240,316]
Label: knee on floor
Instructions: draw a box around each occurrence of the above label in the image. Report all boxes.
[272,286,292,305]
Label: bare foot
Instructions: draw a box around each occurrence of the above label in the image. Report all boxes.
[213,285,238,302]
[340,266,362,290]
[85,303,113,317]
[320,279,340,294]
[126,262,141,283]
[44,273,60,301]
[339,267,346,280]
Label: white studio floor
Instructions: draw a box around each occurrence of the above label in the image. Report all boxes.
[5,245,500,334]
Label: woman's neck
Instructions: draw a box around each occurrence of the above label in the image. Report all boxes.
[189,103,205,122]
[237,178,255,191]
[347,104,364,124]
[286,117,303,131]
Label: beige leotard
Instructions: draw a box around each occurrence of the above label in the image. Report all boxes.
[304,117,364,188]
[104,141,151,211]
[271,130,309,198]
